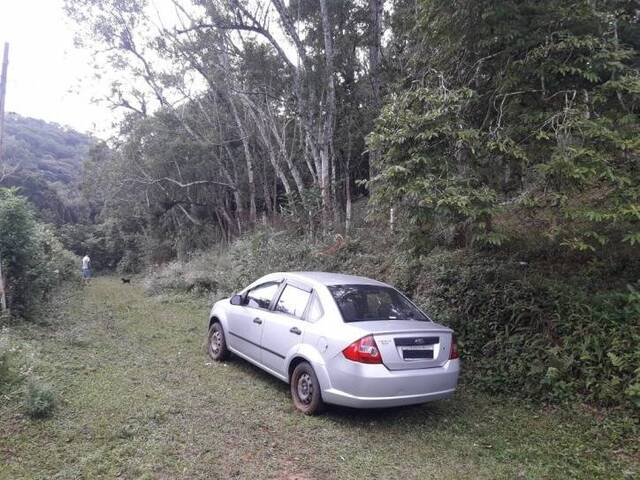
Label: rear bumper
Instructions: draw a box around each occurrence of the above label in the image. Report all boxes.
[317,358,460,409]
[322,386,456,408]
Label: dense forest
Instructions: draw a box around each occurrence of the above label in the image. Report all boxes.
[1,0,639,409]
[1,113,92,224]
[62,0,640,259]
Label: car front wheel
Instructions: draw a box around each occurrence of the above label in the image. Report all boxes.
[207,322,229,361]
[290,362,325,415]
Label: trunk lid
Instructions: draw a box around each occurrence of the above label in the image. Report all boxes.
[353,320,452,370]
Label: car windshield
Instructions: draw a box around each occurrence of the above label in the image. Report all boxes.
[328,284,430,322]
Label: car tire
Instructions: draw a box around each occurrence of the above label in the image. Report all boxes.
[290,362,325,415]
[207,322,229,361]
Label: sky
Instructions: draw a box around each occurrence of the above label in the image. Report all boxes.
[0,0,301,138]
[0,0,113,136]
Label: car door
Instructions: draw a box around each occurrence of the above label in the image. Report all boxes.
[226,281,281,362]
[260,281,312,376]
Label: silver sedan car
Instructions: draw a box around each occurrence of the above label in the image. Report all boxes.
[207,272,460,414]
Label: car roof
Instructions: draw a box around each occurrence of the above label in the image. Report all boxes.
[274,271,390,288]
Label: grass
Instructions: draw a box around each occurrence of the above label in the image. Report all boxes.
[0,277,638,479]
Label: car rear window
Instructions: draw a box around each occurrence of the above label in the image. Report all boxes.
[328,284,429,323]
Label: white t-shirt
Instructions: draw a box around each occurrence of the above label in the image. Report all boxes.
[82,256,91,269]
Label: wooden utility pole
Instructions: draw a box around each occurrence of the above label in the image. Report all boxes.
[0,42,9,313]
[0,42,8,167]
[0,261,6,313]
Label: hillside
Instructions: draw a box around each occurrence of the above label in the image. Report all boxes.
[1,113,93,223]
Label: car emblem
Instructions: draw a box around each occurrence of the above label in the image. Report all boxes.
[414,338,424,345]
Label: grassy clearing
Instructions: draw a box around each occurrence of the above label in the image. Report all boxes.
[1,277,638,479]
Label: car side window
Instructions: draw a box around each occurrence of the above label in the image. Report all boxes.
[306,294,324,322]
[275,284,311,319]
[246,282,280,310]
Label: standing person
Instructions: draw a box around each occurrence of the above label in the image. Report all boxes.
[82,254,91,284]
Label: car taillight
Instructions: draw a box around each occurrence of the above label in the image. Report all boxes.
[449,334,460,360]
[342,335,382,364]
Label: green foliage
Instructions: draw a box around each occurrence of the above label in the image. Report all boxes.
[406,250,640,408]
[0,188,79,316]
[31,224,81,295]
[0,328,33,394]
[368,86,501,249]
[57,219,143,272]
[0,188,40,314]
[24,380,56,419]
[2,113,93,226]
[371,0,640,255]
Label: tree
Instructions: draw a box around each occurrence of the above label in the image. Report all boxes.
[65,0,388,237]
[370,0,640,253]
[0,189,75,316]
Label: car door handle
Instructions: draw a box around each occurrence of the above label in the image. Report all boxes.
[289,327,302,335]
[253,318,263,325]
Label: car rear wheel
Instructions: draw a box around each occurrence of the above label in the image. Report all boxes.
[290,362,325,415]
[207,322,229,361]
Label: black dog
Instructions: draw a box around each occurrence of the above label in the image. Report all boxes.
[121,278,131,284]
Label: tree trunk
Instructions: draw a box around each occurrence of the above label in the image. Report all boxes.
[251,107,293,196]
[319,0,337,228]
[224,143,246,231]
[368,0,383,189]
[331,145,341,225]
[0,254,7,313]
[345,167,352,235]
[345,116,353,235]
[228,98,257,224]
[0,43,9,179]
[270,118,305,197]
[262,155,273,217]
[369,0,383,107]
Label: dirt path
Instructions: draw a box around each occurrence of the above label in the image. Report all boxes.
[1,278,637,479]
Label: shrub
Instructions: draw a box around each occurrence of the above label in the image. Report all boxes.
[144,228,364,300]
[409,250,640,408]
[117,249,143,274]
[0,189,79,317]
[0,188,39,315]
[24,380,56,419]
[30,224,80,292]
[0,329,17,389]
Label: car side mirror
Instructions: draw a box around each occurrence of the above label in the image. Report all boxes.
[230,294,244,306]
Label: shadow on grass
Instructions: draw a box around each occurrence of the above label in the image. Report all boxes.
[214,350,469,429]
[221,352,289,392]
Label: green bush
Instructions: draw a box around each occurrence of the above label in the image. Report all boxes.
[408,250,640,409]
[0,189,79,317]
[24,380,56,419]
[31,224,80,290]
